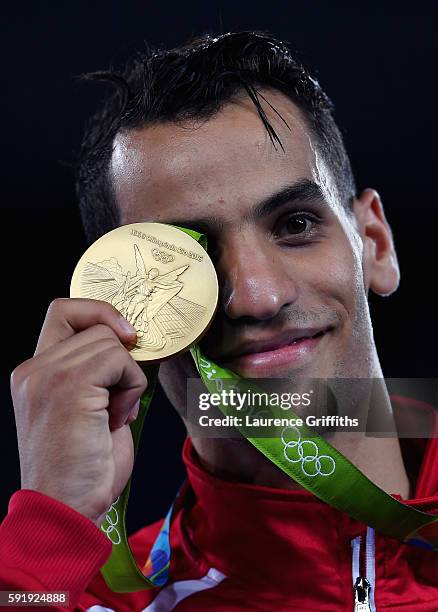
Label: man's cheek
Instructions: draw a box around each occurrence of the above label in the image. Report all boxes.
[314,248,364,316]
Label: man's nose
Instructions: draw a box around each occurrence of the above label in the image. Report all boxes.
[217,233,299,321]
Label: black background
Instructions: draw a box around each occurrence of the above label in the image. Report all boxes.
[1,2,437,532]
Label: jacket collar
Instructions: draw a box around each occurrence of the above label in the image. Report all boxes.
[180,397,438,598]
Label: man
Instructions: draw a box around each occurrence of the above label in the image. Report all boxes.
[2,31,438,610]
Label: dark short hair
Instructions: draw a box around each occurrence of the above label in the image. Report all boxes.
[76,31,356,244]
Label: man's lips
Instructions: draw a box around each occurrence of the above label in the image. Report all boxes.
[218,328,329,359]
[215,327,332,376]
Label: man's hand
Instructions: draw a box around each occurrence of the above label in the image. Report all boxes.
[10,298,147,527]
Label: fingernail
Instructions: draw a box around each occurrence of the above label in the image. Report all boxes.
[119,316,137,335]
[132,400,140,420]
[126,400,140,424]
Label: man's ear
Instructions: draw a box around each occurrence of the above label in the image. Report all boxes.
[352,188,400,296]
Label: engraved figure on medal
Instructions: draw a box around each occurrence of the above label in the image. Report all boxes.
[80,244,207,352]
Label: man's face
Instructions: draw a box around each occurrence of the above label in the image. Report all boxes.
[111,90,393,403]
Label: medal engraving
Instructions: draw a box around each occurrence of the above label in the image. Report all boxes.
[71,223,218,361]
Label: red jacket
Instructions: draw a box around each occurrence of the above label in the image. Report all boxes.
[1,397,438,611]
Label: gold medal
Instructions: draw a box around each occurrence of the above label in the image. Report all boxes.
[70,223,218,361]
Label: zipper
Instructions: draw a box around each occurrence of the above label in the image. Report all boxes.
[351,528,376,611]
[353,576,372,611]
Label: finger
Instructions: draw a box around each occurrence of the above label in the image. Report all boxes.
[28,324,125,373]
[75,343,147,430]
[37,338,147,429]
[35,298,137,356]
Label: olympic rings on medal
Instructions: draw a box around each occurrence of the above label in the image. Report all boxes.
[281,426,336,478]
[102,497,122,545]
[151,247,175,264]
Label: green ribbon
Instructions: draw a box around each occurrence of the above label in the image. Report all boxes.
[100,226,438,593]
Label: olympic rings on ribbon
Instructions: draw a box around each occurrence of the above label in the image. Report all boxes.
[102,497,122,545]
[281,426,336,478]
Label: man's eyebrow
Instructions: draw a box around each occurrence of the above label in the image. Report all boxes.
[159,217,225,235]
[160,180,326,233]
[249,179,326,220]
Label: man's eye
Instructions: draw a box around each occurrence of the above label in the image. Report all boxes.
[276,214,315,238]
